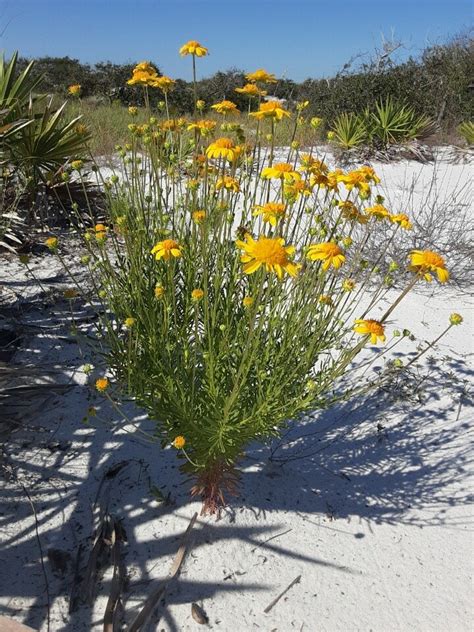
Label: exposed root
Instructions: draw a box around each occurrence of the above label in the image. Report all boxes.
[190,461,240,516]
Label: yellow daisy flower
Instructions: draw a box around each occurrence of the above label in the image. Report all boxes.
[172,435,186,448]
[187,119,216,135]
[253,202,286,226]
[235,83,267,97]
[68,84,81,96]
[179,40,208,57]
[151,239,182,261]
[250,101,290,121]
[306,242,345,270]
[236,235,300,280]
[261,163,300,181]
[216,175,240,192]
[211,100,240,115]
[95,377,110,392]
[149,75,176,92]
[354,319,386,344]
[206,137,241,162]
[409,250,449,283]
[245,68,277,83]
[390,213,412,230]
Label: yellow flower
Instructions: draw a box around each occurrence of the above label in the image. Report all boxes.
[364,204,390,221]
[338,201,369,224]
[243,296,254,308]
[409,250,449,283]
[45,236,58,251]
[179,40,208,57]
[236,235,300,280]
[149,75,176,92]
[71,160,83,170]
[172,435,186,448]
[206,137,241,162]
[342,279,356,292]
[354,319,386,344]
[327,131,335,141]
[299,155,328,174]
[341,170,371,195]
[319,295,333,305]
[68,84,81,96]
[196,99,206,110]
[216,175,240,192]
[211,100,240,115]
[284,180,312,201]
[310,116,323,129]
[191,288,204,301]
[390,213,412,230]
[127,69,158,86]
[261,163,300,181]
[134,61,157,73]
[151,239,182,261]
[253,202,286,226]
[154,285,165,299]
[250,101,290,121]
[64,288,78,299]
[187,119,216,135]
[245,68,277,83]
[358,165,380,184]
[128,106,138,116]
[192,210,206,224]
[124,317,135,328]
[306,242,345,270]
[161,117,188,132]
[235,83,267,97]
[95,377,110,392]
[449,313,463,325]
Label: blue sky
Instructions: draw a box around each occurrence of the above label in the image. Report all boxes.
[0,0,472,81]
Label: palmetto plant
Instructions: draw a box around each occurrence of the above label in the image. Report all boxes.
[9,97,90,193]
[457,121,474,146]
[0,52,43,121]
[365,97,434,147]
[330,112,367,149]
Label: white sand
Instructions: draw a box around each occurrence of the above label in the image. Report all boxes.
[0,151,473,631]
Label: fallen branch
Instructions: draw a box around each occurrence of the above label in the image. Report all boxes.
[128,512,198,631]
[263,574,302,614]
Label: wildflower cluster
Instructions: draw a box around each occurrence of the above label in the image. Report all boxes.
[63,40,454,514]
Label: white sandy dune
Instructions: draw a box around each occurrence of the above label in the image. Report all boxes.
[0,151,473,631]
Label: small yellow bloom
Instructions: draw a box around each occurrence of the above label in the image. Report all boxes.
[338,201,368,224]
[151,239,182,261]
[449,313,463,325]
[196,99,206,110]
[95,377,110,392]
[250,101,290,121]
[187,119,216,135]
[243,296,254,308]
[68,84,81,96]
[327,131,335,141]
[179,40,208,57]
[310,117,323,129]
[124,317,136,328]
[45,236,58,251]
[206,137,241,162]
[245,68,277,83]
[354,319,386,345]
[236,234,300,280]
[191,288,204,301]
[261,163,300,181]
[216,175,240,193]
[192,210,206,224]
[319,295,333,306]
[409,250,449,283]
[390,213,412,230]
[154,285,165,299]
[341,170,371,196]
[71,160,83,170]
[128,106,138,116]
[172,435,186,449]
[211,100,240,115]
[235,83,267,97]
[253,202,286,227]
[64,288,78,299]
[342,279,356,292]
[306,242,345,270]
[364,204,390,221]
[149,75,176,92]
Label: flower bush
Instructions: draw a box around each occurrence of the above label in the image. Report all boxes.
[58,42,455,514]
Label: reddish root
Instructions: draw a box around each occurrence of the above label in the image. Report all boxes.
[190,461,240,516]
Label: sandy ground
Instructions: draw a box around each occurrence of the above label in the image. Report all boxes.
[0,152,473,631]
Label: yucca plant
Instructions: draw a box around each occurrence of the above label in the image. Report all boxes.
[51,48,456,515]
[365,97,434,147]
[457,121,474,146]
[330,112,367,149]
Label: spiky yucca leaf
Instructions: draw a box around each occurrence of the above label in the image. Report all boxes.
[457,121,474,146]
[330,112,367,149]
[0,52,44,121]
